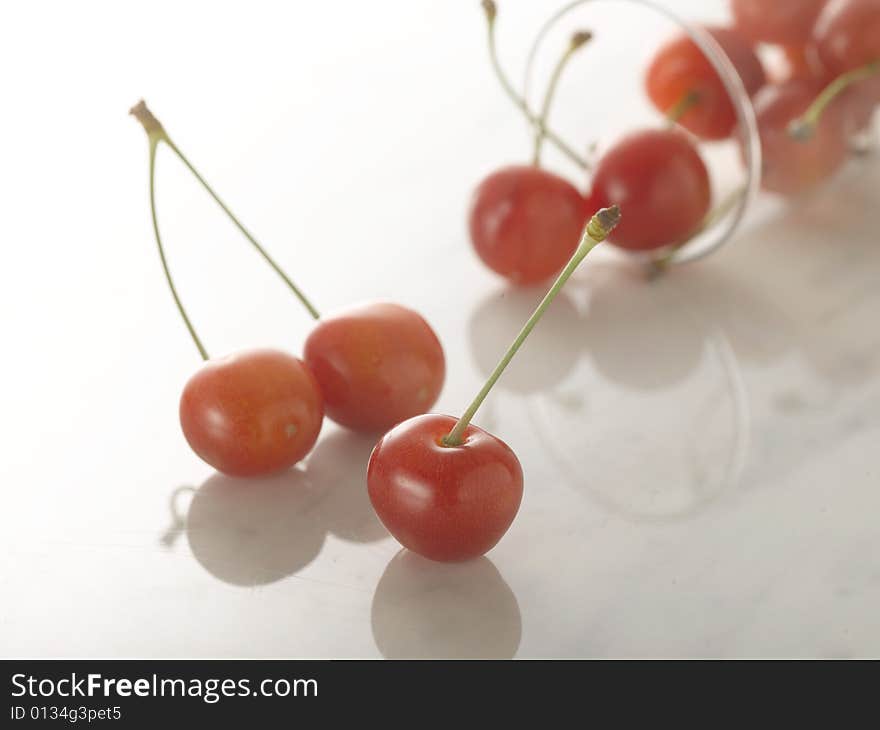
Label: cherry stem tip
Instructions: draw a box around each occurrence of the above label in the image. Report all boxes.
[130,100,165,139]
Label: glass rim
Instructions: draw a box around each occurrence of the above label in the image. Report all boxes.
[522,0,763,267]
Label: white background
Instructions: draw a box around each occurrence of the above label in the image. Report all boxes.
[1,0,878,657]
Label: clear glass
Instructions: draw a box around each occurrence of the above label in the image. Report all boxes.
[520,0,762,268]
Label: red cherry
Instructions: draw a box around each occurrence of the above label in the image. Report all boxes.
[749,79,850,195]
[468,165,588,285]
[368,207,622,564]
[367,414,523,562]
[180,349,324,477]
[645,26,766,140]
[732,0,828,45]
[132,102,448,451]
[814,0,880,101]
[303,302,445,433]
[589,129,711,252]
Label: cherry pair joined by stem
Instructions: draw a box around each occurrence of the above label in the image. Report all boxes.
[131,102,445,477]
[369,206,621,562]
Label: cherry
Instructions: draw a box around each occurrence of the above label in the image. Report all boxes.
[815,0,880,76]
[303,302,445,432]
[750,79,849,195]
[368,206,621,562]
[180,350,323,478]
[645,26,766,140]
[469,165,588,285]
[588,129,711,252]
[784,1,880,146]
[814,0,880,101]
[367,414,523,562]
[130,103,325,476]
[778,45,825,82]
[731,0,828,46]
[131,101,445,438]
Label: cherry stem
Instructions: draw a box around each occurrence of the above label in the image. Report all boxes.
[666,90,701,125]
[130,100,321,322]
[482,0,589,170]
[443,205,621,447]
[789,59,880,140]
[145,132,210,360]
[532,30,593,166]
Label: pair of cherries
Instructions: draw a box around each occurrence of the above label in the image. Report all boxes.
[736,0,880,195]
[469,0,878,286]
[133,101,621,563]
[131,102,445,480]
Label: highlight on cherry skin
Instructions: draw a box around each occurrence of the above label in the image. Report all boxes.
[304,301,445,433]
[368,205,621,563]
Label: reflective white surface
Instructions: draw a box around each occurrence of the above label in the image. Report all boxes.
[1,0,878,658]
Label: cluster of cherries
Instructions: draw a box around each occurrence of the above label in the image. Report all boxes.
[470,0,879,284]
[131,101,621,563]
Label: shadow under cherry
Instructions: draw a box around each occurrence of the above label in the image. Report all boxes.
[160,428,388,587]
[371,549,522,659]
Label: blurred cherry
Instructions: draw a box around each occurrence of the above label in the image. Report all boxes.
[589,129,711,252]
[732,0,829,45]
[814,0,880,102]
[645,26,766,140]
[750,79,850,195]
[777,44,826,82]
[469,165,588,285]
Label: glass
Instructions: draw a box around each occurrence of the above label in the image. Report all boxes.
[520,0,762,267]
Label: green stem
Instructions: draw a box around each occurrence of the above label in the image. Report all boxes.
[483,2,589,170]
[162,138,321,320]
[789,59,880,140]
[146,135,210,360]
[532,31,592,166]
[130,100,321,321]
[443,205,621,447]
[667,90,701,125]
